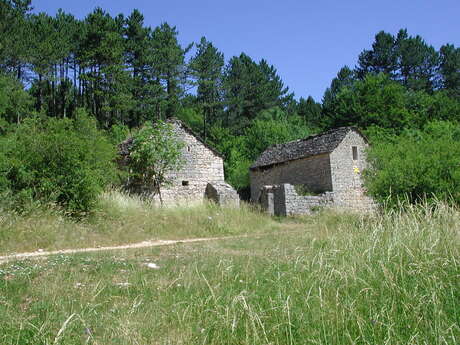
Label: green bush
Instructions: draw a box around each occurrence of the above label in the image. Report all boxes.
[0,110,117,213]
[364,121,460,207]
[0,73,33,130]
[209,108,313,192]
[127,121,184,202]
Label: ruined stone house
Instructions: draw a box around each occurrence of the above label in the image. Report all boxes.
[250,127,375,216]
[119,119,239,207]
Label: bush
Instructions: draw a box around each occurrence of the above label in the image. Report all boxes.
[0,111,117,213]
[127,121,184,203]
[209,108,313,192]
[364,121,460,207]
[0,72,33,129]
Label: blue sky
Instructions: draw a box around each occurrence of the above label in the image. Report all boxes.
[32,0,460,101]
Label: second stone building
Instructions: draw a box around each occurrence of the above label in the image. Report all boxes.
[250,127,375,216]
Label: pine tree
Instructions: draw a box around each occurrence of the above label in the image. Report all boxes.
[124,9,152,126]
[0,0,32,80]
[189,37,224,140]
[322,66,356,120]
[297,96,322,128]
[357,31,398,78]
[223,53,292,131]
[150,22,191,119]
[439,44,460,99]
[395,29,439,92]
[79,8,131,127]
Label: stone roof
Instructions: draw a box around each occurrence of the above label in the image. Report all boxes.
[250,127,367,170]
[118,118,223,160]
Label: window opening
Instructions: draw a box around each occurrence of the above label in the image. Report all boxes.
[182,181,189,186]
[352,146,358,160]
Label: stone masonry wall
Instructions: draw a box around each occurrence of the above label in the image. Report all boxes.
[205,182,240,207]
[273,184,334,216]
[148,123,229,205]
[329,131,376,212]
[250,154,332,202]
[259,186,275,215]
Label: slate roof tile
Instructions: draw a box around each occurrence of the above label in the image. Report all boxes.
[250,127,366,170]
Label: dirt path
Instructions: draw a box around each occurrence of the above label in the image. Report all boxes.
[0,235,241,264]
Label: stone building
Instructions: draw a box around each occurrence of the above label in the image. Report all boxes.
[119,119,239,207]
[250,127,375,216]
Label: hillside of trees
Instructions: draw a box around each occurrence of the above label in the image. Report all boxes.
[1,0,460,212]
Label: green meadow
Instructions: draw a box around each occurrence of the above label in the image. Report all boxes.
[1,194,458,344]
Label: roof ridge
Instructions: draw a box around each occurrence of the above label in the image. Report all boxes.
[264,126,354,152]
[119,118,224,159]
[250,126,365,170]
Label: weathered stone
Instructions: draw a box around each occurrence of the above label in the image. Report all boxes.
[205,183,240,207]
[120,119,240,207]
[250,127,376,215]
[273,184,334,216]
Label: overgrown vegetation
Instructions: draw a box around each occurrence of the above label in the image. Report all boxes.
[0,0,460,212]
[127,121,184,203]
[0,202,458,344]
[0,111,117,213]
[0,191,284,254]
[1,1,459,203]
[365,121,460,207]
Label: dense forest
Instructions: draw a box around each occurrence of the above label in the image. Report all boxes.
[1,0,460,212]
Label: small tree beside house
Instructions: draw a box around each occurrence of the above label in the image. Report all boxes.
[128,121,184,204]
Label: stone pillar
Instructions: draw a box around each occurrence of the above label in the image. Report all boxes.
[273,184,288,216]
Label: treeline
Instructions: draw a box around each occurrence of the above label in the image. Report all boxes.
[322,29,460,131]
[0,0,300,132]
[1,0,460,211]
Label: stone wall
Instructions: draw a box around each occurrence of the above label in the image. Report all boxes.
[250,153,332,202]
[168,123,224,184]
[150,123,224,204]
[259,186,275,215]
[205,182,240,207]
[130,122,239,206]
[329,131,376,212]
[271,184,333,216]
[251,129,376,215]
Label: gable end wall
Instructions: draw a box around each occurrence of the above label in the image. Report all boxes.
[154,124,227,204]
[329,131,375,211]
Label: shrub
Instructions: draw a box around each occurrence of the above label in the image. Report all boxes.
[0,72,33,129]
[0,111,117,213]
[127,121,184,203]
[364,121,460,207]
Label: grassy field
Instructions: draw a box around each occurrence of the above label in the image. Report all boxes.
[0,191,291,255]
[0,197,459,344]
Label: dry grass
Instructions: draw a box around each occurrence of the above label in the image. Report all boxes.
[0,190,288,255]
[0,201,459,344]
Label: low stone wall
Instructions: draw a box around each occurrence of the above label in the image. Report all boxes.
[333,189,377,213]
[205,182,240,207]
[259,186,276,215]
[259,183,375,216]
[258,184,334,216]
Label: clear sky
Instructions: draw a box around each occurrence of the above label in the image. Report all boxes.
[31,0,460,101]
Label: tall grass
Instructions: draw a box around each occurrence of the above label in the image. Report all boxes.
[0,202,458,344]
[0,190,283,254]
